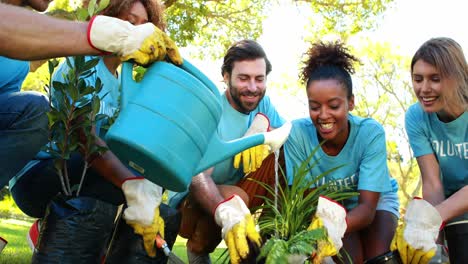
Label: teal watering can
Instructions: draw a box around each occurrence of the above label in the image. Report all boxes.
[105,60,271,192]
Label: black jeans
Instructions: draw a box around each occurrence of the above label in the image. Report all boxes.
[11,152,125,218]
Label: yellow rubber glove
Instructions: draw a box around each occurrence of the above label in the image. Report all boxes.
[121,177,164,257]
[390,198,443,264]
[87,15,183,66]
[233,144,270,174]
[214,195,262,264]
[233,113,270,174]
[127,206,165,257]
[307,196,347,264]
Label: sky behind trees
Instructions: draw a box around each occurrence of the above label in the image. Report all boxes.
[185,0,467,120]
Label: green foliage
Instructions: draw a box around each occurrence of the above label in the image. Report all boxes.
[255,149,358,263]
[0,193,30,220]
[44,56,109,197]
[306,0,394,40]
[164,0,393,59]
[133,65,147,82]
[19,0,395,92]
[46,0,109,21]
[40,2,111,197]
[351,40,421,210]
[166,0,268,59]
[259,229,327,264]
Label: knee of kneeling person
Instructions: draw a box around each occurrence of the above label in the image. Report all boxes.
[218,185,249,205]
[26,91,50,113]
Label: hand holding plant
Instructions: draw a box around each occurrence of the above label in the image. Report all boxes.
[214,195,262,264]
[122,177,165,257]
[254,148,357,264]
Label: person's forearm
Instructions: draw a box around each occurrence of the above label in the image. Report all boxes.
[416,155,445,206]
[88,137,134,188]
[90,150,135,188]
[189,169,224,215]
[436,185,468,222]
[345,203,376,233]
[422,180,445,206]
[0,4,98,60]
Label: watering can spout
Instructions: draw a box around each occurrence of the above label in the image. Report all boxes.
[195,122,292,174]
[195,133,265,174]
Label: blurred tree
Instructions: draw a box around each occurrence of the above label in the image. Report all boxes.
[165,0,394,59]
[22,0,394,91]
[352,40,422,210]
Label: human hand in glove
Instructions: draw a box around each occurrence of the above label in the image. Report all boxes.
[87,15,183,66]
[214,195,262,264]
[233,113,271,174]
[122,177,165,257]
[308,196,347,264]
[390,198,443,264]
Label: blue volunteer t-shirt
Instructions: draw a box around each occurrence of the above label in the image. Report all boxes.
[405,103,468,196]
[168,92,286,208]
[0,56,29,94]
[284,114,396,210]
[9,56,120,188]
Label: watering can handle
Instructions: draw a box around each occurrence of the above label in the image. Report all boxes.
[179,60,221,100]
[121,60,220,105]
[120,62,139,109]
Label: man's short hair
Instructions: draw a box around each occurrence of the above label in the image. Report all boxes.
[221,39,272,77]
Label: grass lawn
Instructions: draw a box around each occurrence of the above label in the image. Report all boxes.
[0,218,33,264]
[0,218,227,264]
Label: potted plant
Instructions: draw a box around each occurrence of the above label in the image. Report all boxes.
[30,2,123,263]
[255,149,358,264]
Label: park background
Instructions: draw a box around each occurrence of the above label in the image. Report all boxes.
[1,0,466,262]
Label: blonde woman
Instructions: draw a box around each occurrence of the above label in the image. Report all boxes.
[392,37,468,264]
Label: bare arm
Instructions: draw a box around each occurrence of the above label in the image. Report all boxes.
[189,168,225,215]
[86,137,134,188]
[0,4,99,60]
[417,154,445,205]
[345,190,380,233]
[436,185,468,222]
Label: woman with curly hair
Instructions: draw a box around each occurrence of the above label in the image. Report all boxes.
[82,0,166,29]
[283,41,400,263]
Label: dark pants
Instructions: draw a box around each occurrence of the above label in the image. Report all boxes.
[12,152,180,263]
[0,91,49,188]
[444,213,468,264]
[11,152,124,218]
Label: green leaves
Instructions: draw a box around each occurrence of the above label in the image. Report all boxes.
[79,0,109,20]
[258,229,328,264]
[255,147,358,263]
[44,56,109,196]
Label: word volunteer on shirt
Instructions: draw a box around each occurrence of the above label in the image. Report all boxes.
[432,140,468,159]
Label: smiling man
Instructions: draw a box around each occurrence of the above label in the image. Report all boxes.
[168,39,287,264]
[224,57,267,114]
